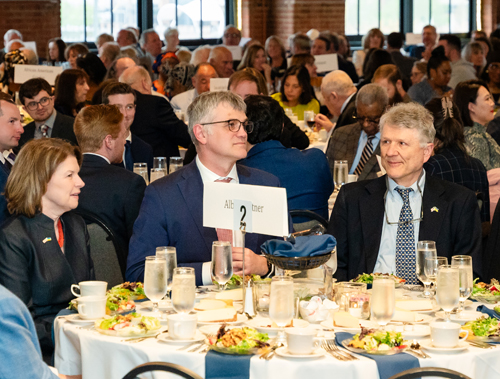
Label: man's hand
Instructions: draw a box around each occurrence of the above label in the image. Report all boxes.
[314,113,334,132]
[232,247,268,276]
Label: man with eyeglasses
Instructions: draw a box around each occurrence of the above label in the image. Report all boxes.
[222,25,241,46]
[327,84,388,180]
[328,102,482,283]
[18,78,78,150]
[127,91,283,286]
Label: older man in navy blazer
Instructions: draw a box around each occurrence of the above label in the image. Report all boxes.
[127,91,282,285]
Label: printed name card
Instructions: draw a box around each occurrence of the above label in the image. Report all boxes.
[405,33,422,46]
[210,78,230,92]
[224,45,242,61]
[203,182,288,237]
[14,65,62,85]
[314,54,338,73]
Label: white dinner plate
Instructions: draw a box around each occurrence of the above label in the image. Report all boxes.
[435,311,484,324]
[320,319,379,333]
[396,300,440,314]
[419,339,468,353]
[137,300,172,311]
[389,313,433,325]
[96,326,166,338]
[245,318,309,335]
[275,347,325,359]
[157,330,205,344]
[63,314,97,324]
[385,324,431,338]
[197,313,248,325]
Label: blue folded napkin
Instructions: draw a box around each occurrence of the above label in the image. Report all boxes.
[335,332,420,379]
[477,305,500,320]
[261,234,336,257]
[205,350,252,379]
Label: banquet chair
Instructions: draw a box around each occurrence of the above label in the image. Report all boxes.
[290,209,328,233]
[388,367,472,379]
[72,209,125,287]
[122,362,203,379]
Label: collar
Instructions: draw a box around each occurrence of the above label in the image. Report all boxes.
[340,92,355,114]
[387,169,426,195]
[0,149,14,164]
[472,122,486,132]
[126,132,132,143]
[35,109,57,129]
[195,155,239,184]
[361,130,381,141]
[83,152,110,164]
[246,140,284,158]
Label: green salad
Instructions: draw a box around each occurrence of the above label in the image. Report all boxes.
[213,274,270,289]
[351,273,405,284]
[463,316,500,337]
[349,329,407,351]
[208,326,270,354]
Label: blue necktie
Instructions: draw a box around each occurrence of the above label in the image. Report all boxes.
[395,187,418,284]
[124,141,134,171]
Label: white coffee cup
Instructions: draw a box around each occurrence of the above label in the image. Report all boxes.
[285,327,317,355]
[77,296,107,320]
[430,322,469,348]
[168,313,198,340]
[71,281,107,297]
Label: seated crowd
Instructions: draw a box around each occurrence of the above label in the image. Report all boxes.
[1,23,500,377]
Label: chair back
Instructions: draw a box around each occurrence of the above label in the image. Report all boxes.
[122,362,203,379]
[388,367,472,379]
[290,209,328,233]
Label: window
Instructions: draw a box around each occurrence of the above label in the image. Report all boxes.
[345,0,400,36]
[413,0,470,34]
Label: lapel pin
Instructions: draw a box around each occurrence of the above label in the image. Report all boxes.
[431,206,439,213]
[42,237,52,244]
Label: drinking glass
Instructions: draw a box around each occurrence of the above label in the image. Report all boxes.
[436,265,460,321]
[155,246,177,299]
[371,277,395,329]
[424,256,447,288]
[153,157,168,176]
[171,267,196,314]
[150,168,166,183]
[416,241,437,298]
[169,157,183,174]
[133,162,149,185]
[143,256,168,312]
[303,111,315,129]
[333,160,348,191]
[211,241,233,291]
[269,276,294,341]
[451,255,473,316]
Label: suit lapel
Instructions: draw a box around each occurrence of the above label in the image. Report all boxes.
[419,174,447,241]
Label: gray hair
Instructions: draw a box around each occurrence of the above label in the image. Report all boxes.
[321,70,355,98]
[187,91,246,145]
[139,29,158,47]
[4,29,22,42]
[380,102,435,146]
[164,27,179,39]
[95,33,114,48]
[356,83,389,110]
[462,41,484,62]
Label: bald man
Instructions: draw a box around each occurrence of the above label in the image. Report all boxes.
[209,46,234,78]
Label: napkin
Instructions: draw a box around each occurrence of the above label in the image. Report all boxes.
[335,332,420,379]
[205,350,251,379]
[477,305,500,320]
[261,235,336,257]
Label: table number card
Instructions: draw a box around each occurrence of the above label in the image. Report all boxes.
[224,45,242,61]
[314,54,338,73]
[203,182,288,237]
[14,64,62,85]
[405,33,422,46]
[210,78,230,92]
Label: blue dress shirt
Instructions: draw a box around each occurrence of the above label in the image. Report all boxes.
[349,131,381,174]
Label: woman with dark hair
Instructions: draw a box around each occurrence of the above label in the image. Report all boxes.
[54,69,90,117]
[424,97,490,223]
[63,43,89,70]
[271,65,320,120]
[407,47,452,105]
[480,51,500,103]
[46,38,66,66]
[76,53,107,102]
[357,48,394,90]
[454,79,500,170]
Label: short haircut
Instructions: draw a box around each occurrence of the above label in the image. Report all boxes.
[223,25,241,38]
[362,28,385,50]
[4,29,22,42]
[321,70,355,98]
[187,91,246,145]
[356,83,389,111]
[190,46,211,66]
[245,95,283,144]
[292,33,311,53]
[100,42,121,63]
[319,31,340,53]
[228,68,268,96]
[47,38,67,62]
[387,32,404,49]
[453,79,489,127]
[119,65,150,86]
[237,44,265,71]
[54,69,90,113]
[77,52,107,85]
[177,49,192,64]
[19,78,53,105]
[427,47,450,76]
[5,138,82,218]
[139,28,158,46]
[425,97,466,153]
[104,56,138,81]
[164,27,179,39]
[380,102,435,146]
[372,64,403,86]
[102,82,136,104]
[64,43,89,60]
[413,60,427,75]
[280,65,314,105]
[462,42,484,62]
[439,34,462,52]
[209,46,232,62]
[291,53,315,67]
[95,33,114,48]
[74,104,123,152]
[0,94,14,117]
[21,48,38,65]
[119,29,137,44]
[423,25,437,34]
[314,36,331,52]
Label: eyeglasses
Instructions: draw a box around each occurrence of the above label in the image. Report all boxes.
[354,113,381,126]
[200,119,254,133]
[489,63,500,71]
[384,175,424,225]
[26,96,52,111]
[224,33,240,38]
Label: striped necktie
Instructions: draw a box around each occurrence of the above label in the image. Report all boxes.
[354,135,375,175]
[40,124,49,138]
[3,152,15,171]
[395,187,418,284]
[215,177,233,244]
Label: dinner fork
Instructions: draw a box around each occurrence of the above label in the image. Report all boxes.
[325,339,359,360]
[320,339,347,360]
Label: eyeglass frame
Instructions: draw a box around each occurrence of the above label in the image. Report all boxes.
[25,96,53,111]
[383,173,424,225]
[353,112,382,126]
[200,118,254,133]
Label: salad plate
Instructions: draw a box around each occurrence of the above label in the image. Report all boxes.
[245,318,309,335]
[63,314,96,324]
[419,339,468,353]
[320,319,378,333]
[385,324,431,338]
[342,339,406,355]
[462,316,500,341]
[94,313,163,337]
[207,326,270,354]
[157,330,205,344]
[197,313,248,325]
[471,279,500,303]
[275,347,325,359]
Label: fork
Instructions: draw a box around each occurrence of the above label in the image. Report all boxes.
[325,339,359,360]
[468,340,495,349]
[321,339,346,360]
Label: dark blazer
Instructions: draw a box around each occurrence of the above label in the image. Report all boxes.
[484,201,500,282]
[77,154,147,258]
[114,134,154,172]
[328,174,483,282]
[390,51,416,82]
[17,111,77,151]
[130,91,191,158]
[0,161,10,225]
[126,161,282,285]
[327,122,381,181]
[325,93,357,161]
[338,56,359,84]
[0,212,94,345]
[239,140,333,221]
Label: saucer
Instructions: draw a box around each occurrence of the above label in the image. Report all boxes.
[419,339,468,353]
[157,330,205,344]
[275,347,324,359]
[435,311,484,324]
[64,314,100,324]
[385,324,431,338]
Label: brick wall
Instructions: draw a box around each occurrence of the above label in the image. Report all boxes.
[0,0,61,60]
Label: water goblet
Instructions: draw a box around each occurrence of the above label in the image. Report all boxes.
[143,256,168,312]
[155,246,177,299]
[436,265,460,321]
[169,157,183,174]
[370,277,395,330]
[133,162,149,185]
[451,255,473,316]
[153,157,168,176]
[171,267,196,314]
[211,241,233,291]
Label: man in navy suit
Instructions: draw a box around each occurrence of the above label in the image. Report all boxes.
[102,82,154,171]
[18,78,77,150]
[0,94,23,224]
[127,91,282,285]
[328,102,482,283]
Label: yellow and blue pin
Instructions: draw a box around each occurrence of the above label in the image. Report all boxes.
[42,237,52,244]
[430,206,439,213]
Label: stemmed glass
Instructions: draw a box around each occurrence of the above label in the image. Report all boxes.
[150,168,166,183]
[435,265,460,321]
[303,111,315,130]
[171,267,196,314]
[451,255,473,317]
[424,256,448,298]
[155,246,177,300]
[211,241,233,291]
[416,241,437,298]
[333,160,348,192]
[143,256,168,312]
[269,276,294,342]
[370,277,395,330]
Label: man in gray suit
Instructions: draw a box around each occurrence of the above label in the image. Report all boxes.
[327,83,388,180]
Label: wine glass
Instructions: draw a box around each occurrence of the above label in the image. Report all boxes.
[303,111,315,130]
[370,277,395,330]
[333,160,348,191]
[155,246,177,299]
[169,157,183,174]
[133,162,149,185]
[143,256,168,312]
[269,276,294,342]
[211,241,233,291]
[416,241,437,298]
[451,255,473,317]
[153,157,168,176]
[436,265,460,321]
[171,267,196,314]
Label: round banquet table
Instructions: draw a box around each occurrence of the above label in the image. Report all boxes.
[54,301,500,379]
